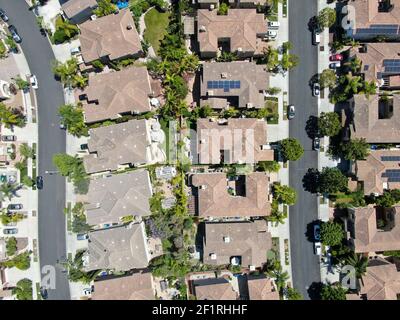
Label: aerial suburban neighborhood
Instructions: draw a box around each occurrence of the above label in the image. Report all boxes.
[0,0,400,304]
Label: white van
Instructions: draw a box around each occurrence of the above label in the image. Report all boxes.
[313,31,320,45]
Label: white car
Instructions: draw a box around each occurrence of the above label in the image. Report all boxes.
[82,288,92,296]
[267,30,278,39]
[314,242,322,255]
[268,21,280,29]
[29,75,38,89]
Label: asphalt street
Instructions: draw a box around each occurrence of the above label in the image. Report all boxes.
[288,0,322,299]
[0,0,70,299]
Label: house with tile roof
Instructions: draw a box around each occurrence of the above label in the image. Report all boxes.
[78,9,142,65]
[83,170,152,227]
[75,67,153,124]
[246,275,280,300]
[346,206,400,253]
[92,272,155,300]
[197,9,268,58]
[85,222,149,271]
[191,172,272,218]
[200,62,269,109]
[202,220,271,268]
[61,0,98,24]
[192,278,238,300]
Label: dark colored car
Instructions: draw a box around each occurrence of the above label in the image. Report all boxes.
[36,176,43,190]
[3,228,18,235]
[40,287,48,300]
[1,135,16,142]
[7,203,23,211]
[314,224,321,241]
[0,8,9,22]
[8,25,21,43]
[313,137,320,150]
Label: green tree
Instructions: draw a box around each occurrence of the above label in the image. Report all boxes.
[52,58,87,89]
[319,69,337,89]
[265,261,289,294]
[361,80,377,98]
[58,104,88,137]
[0,103,26,128]
[262,46,280,71]
[273,183,297,205]
[318,167,347,194]
[22,176,35,188]
[344,56,362,74]
[13,76,30,90]
[321,283,347,300]
[266,87,282,95]
[281,53,299,71]
[0,182,18,201]
[6,237,17,256]
[217,2,229,15]
[53,154,88,194]
[71,202,91,234]
[216,51,237,62]
[320,221,344,246]
[286,287,303,300]
[340,138,369,161]
[94,0,117,17]
[12,278,33,300]
[1,251,31,270]
[257,160,280,173]
[318,112,341,137]
[317,7,336,29]
[341,74,363,95]
[19,143,35,160]
[344,253,368,280]
[376,190,400,208]
[279,138,304,162]
[66,249,99,283]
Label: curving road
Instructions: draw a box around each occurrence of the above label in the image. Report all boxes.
[0,0,70,299]
[288,0,321,299]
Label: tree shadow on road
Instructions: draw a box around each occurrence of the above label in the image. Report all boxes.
[307,282,323,300]
[305,115,319,139]
[302,168,320,194]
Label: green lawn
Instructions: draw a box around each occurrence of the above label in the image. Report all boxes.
[144,8,170,55]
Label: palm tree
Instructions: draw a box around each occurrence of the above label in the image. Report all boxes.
[345,253,368,281]
[0,182,18,201]
[361,80,377,98]
[343,75,363,95]
[0,103,21,128]
[266,261,289,293]
[19,143,35,160]
[52,58,80,88]
[267,211,288,227]
[345,57,362,74]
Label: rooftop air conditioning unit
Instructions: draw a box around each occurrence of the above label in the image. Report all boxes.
[249,265,256,271]
[207,90,214,95]
[199,139,206,144]
[221,72,227,78]
[237,47,243,52]
[210,253,217,260]
[200,25,206,32]
[210,4,215,10]
[200,185,207,190]
[90,15,97,20]
[127,24,133,30]
[247,103,253,108]
[223,236,230,243]
[261,144,271,150]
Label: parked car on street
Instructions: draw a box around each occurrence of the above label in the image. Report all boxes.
[1,135,16,142]
[29,75,38,89]
[312,82,320,96]
[8,25,22,43]
[329,61,341,69]
[3,228,18,235]
[40,287,48,300]
[7,203,23,211]
[314,224,321,241]
[287,105,295,120]
[77,233,88,241]
[82,288,92,296]
[268,21,280,29]
[329,54,343,61]
[0,8,9,22]
[314,242,322,255]
[313,137,320,150]
[312,30,320,45]
[36,176,43,190]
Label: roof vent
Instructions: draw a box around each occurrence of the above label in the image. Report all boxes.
[209,4,215,10]
[199,25,206,32]
[223,236,230,243]
[210,253,217,260]
[200,185,207,190]
[237,47,243,52]
[247,103,253,108]
[221,72,227,79]
[127,24,133,30]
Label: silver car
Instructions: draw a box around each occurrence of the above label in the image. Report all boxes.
[287,105,295,120]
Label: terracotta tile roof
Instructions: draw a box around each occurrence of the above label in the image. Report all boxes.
[197,9,267,56]
[351,94,400,143]
[76,67,152,123]
[193,278,238,300]
[247,275,280,300]
[349,206,400,253]
[200,62,269,109]
[84,170,152,226]
[92,272,155,300]
[86,223,149,271]
[349,43,400,84]
[83,119,150,174]
[79,9,142,64]
[203,220,271,267]
[350,0,400,29]
[192,172,272,218]
[196,118,273,164]
[62,0,98,19]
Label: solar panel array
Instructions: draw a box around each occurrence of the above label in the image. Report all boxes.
[383,59,400,73]
[207,80,241,92]
[381,156,400,161]
[356,24,399,35]
[382,169,400,182]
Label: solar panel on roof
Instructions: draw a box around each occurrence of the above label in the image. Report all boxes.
[206,80,241,92]
[381,156,400,161]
